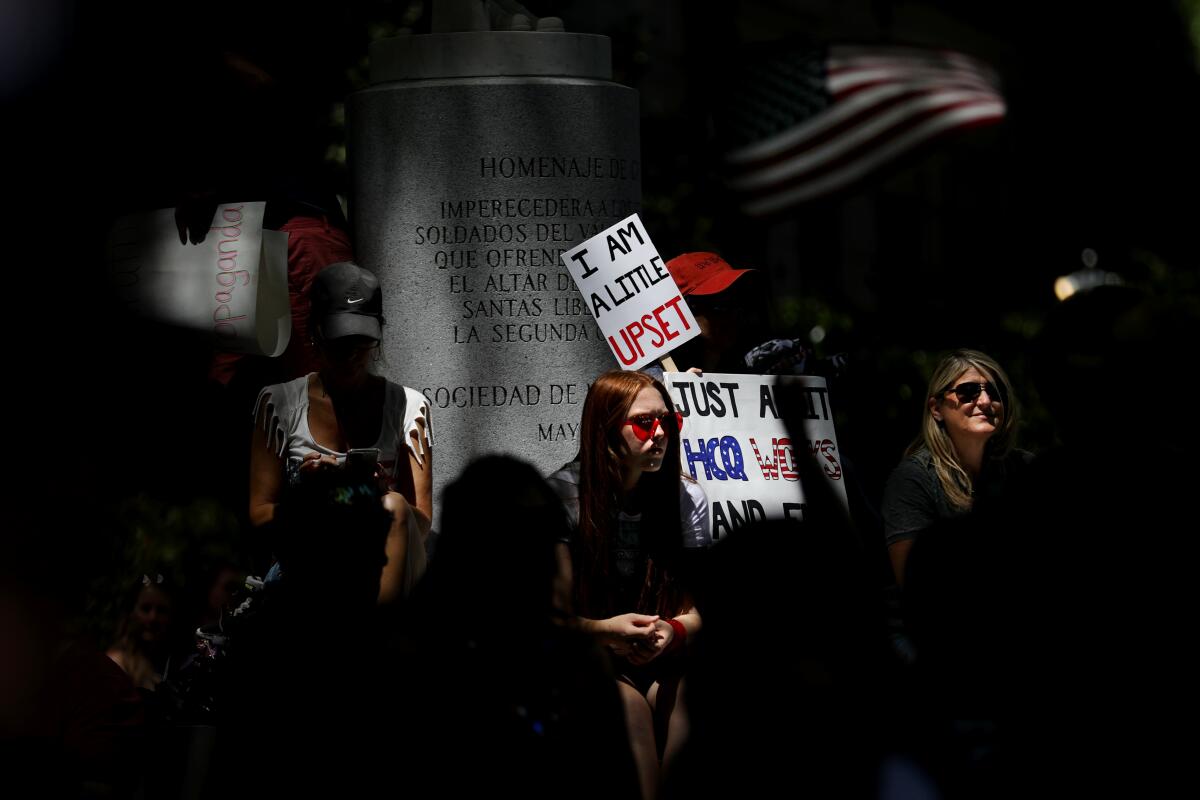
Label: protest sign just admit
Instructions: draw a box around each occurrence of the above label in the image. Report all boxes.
[664,372,849,540]
[560,214,700,370]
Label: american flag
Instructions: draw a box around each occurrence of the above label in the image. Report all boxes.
[724,44,1006,217]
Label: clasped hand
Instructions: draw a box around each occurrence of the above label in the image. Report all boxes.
[604,613,676,665]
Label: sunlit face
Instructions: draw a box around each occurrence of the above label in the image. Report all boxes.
[621,386,670,476]
[930,367,1004,445]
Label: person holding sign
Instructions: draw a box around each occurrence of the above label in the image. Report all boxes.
[547,371,709,800]
[882,350,1027,585]
[663,252,769,374]
[249,262,433,603]
[663,252,851,379]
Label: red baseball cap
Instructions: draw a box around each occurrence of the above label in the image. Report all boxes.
[666,252,755,296]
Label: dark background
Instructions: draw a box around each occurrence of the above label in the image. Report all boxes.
[4,0,1198,630]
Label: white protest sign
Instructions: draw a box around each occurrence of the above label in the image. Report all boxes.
[107,201,291,356]
[560,213,700,370]
[664,372,849,541]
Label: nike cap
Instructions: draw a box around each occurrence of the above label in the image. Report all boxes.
[311,261,385,341]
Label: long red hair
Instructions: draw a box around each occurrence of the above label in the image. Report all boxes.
[572,371,687,619]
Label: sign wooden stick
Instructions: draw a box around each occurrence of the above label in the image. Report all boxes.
[659,355,679,373]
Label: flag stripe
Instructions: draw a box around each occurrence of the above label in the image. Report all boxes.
[739,102,1005,216]
[729,88,1003,190]
[728,70,998,165]
[724,44,1005,212]
[729,80,946,164]
[828,45,1000,82]
[829,66,996,97]
[738,99,1004,212]
[739,97,1005,202]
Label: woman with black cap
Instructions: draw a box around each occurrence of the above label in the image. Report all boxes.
[249,261,432,602]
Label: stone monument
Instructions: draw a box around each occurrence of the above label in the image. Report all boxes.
[348,7,641,519]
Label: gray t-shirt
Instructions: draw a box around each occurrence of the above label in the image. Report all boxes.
[881,448,1032,546]
[546,462,710,547]
[881,451,958,547]
[548,461,709,611]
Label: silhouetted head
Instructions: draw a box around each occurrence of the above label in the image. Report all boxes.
[430,456,568,622]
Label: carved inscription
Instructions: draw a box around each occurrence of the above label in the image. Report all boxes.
[410,153,639,442]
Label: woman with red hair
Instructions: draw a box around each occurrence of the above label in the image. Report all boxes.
[548,371,709,800]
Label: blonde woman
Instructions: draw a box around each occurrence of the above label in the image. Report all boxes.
[882,349,1026,586]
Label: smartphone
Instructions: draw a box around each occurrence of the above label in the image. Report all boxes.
[345,447,381,479]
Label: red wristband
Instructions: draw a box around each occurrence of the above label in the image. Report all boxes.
[666,618,687,652]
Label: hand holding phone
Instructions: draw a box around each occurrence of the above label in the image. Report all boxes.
[345,448,381,480]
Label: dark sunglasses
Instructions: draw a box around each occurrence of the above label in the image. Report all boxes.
[941,380,1005,405]
[623,411,684,442]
